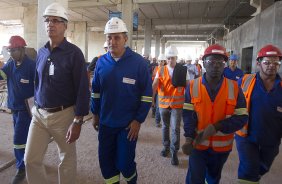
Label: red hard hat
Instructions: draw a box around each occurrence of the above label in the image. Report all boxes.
[203,44,228,61]
[257,44,282,61]
[7,36,27,49]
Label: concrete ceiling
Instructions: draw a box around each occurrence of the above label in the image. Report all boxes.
[0,0,277,42]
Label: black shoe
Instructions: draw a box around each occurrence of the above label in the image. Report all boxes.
[160,148,169,157]
[171,153,179,166]
[12,168,25,184]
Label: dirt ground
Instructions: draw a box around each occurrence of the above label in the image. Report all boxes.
[1,111,282,184]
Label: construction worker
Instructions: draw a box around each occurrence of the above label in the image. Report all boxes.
[0,35,35,184]
[195,58,202,76]
[235,44,282,184]
[182,44,248,184]
[91,17,152,184]
[152,54,167,127]
[152,46,189,166]
[223,54,244,81]
[185,55,199,79]
[24,3,90,184]
[88,41,108,72]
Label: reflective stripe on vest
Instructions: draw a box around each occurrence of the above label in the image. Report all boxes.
[242,74,255,93]
[236,74,256,137]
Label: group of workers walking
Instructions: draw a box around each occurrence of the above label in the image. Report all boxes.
[0,2,282,184]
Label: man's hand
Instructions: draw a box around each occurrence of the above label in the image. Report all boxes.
[194,124,217,145]
[92,114,99,131]
[66,123,81,144]
[182,137,194,155]
[126,120,141,141]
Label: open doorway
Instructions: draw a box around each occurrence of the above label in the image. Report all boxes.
[241,47,253,74]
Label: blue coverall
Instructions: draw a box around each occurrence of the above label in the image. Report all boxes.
[91,47,152,184]
[236,73,282,183]
[183,74,248,184]
[223,66,244,81]
[0,55,35,169]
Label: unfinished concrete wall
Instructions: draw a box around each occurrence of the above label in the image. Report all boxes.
[225,1,282,74]
[88,32,106,63]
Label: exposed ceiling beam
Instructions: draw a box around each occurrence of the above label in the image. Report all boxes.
[69,0,119,8]
[133,0,228,4]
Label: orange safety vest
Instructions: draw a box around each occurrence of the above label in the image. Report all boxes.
[152,66,159,81]
[235,74,256,137]
[190,77,239,152]
[157,66,185,108]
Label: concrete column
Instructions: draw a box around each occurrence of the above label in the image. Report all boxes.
[155,33,161,58]
[144,19,152,57]
[121,0,133,48]
[67,22,87,61]
[37,0,68,49]
[161,38,166,54]
[23,5,37,49]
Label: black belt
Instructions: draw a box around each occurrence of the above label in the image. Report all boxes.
[37,104,72,113]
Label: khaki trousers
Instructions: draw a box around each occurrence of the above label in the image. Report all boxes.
[24,106,76,184]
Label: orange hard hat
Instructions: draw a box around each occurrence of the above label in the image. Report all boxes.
[7,36,27,49]
[203,44,228,61]
[257,44,282,61]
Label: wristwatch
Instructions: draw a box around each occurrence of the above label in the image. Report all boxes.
[73,119,84,126]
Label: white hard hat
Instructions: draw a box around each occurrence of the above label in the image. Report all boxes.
[103,41,108,48]
[165,46,178,58]
[186,55,192,61]
[104,17,128,34]
[158,54,166,61]
[43,2,68,21]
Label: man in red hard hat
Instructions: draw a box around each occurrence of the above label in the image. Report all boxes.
[235,44,282,183]
[0,35,35,184]
[182,44,248,184]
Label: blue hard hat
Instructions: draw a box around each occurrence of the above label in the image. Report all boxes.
[230,54,238,60]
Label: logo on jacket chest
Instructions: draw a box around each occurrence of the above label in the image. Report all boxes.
[123,77,136,85]
[20,79,29,84]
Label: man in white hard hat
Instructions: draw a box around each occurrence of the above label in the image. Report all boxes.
[91,17,152,184]
[185,55,199,79]
[24,3,90,184]
[152,46,189,166]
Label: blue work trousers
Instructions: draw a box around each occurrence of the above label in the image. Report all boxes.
[154,94,161,124]
[159,107,182,153]
[186,149,230,184]
[98,124,138,184]
[12,110,31,169]
[235,135,279,182]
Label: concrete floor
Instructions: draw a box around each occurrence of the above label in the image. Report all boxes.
[0,111,282,184]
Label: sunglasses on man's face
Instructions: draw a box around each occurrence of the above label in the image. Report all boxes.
[205,59,225,65]
[7,48,20,54]
[44,18,65,24]
[261,60,281,66]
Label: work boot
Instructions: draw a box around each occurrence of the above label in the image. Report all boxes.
[12,168,25,184]
[160,148,169,157]
[171,153,179,166]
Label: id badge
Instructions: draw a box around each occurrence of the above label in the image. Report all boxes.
[49,62,54,76]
